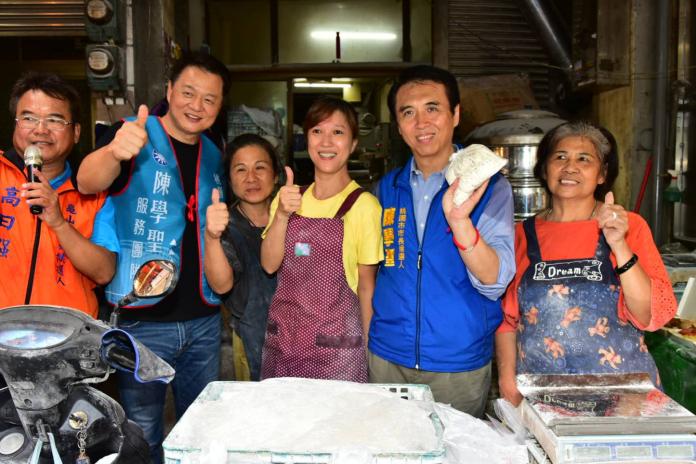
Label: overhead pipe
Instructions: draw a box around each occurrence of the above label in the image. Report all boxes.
[651,0,671,245]
[518,0,573,73]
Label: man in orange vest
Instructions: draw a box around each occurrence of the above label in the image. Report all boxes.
[0,72,119,317]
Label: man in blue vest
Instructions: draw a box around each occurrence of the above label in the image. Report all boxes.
[77,52,230,463]
[369,65,515,417]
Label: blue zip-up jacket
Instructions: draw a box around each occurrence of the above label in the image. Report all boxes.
[369,159,504,372]
[106,116,224,307]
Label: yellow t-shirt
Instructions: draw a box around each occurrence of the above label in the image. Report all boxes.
[264,180,383,294]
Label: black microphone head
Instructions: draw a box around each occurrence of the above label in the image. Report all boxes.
[23,145,43,168]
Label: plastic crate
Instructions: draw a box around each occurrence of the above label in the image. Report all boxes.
[163,381,445,464]
[646,329,696,414]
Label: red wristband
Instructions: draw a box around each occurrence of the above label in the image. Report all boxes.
[453,228,480,252]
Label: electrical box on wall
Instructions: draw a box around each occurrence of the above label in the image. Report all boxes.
[84,0,125,92]
[85,0,121,42]
[86,44,122,91]
[571,0,630,90]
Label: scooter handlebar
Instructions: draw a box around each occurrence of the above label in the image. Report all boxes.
[103,344,136,371]
[100,328,175,384]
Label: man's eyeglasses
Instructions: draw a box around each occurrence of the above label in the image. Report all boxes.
[15,115,73,132]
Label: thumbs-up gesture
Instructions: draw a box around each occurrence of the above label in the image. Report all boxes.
[205,188,229,240]
[597,191,628,246]
[109,104,149,162]
[277,166,302,217]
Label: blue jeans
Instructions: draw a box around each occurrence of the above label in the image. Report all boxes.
[116,313,221,464]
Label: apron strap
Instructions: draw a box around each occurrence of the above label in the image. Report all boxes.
[595,232,620,285]
[522,217,542,263]
[297,185,365,218]
[334,187,366,218]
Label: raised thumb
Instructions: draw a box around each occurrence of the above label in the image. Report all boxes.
[135,104,149,127]
[284,166,294,186]
[211,188,221,204]
[604,191,615,205]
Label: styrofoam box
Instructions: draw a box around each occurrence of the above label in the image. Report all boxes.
[163,381,445,464]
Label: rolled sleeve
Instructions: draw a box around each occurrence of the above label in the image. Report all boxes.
[466,176,516,300]
[90,196,120,254]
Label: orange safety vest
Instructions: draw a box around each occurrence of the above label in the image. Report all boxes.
[0,154,107,317]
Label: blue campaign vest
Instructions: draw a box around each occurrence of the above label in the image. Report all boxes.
[106,116,224,307]
[369,156,503,372]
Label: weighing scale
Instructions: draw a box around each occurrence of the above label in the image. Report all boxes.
[517,373,696,463]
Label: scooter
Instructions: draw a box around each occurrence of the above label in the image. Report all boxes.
[0,260,178,463]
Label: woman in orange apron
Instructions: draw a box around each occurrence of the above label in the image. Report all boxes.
[496,122,677,405]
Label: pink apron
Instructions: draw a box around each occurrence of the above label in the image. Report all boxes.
[260,187,368,382]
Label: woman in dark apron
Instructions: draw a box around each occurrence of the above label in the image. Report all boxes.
[496,122,677,405]
[203,134,280,381]
[259,96,383,382]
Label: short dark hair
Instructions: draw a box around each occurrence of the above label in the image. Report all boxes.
[223,133,281,187]
[9,72,81,123]
[169,51,231,96]
[387,65,460,119]
[534,121,619,200]
[302,96,359,141]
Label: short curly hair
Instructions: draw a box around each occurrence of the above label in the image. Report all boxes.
[534,121,619,200]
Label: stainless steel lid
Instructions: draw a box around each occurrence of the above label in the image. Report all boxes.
[466,109,566,146]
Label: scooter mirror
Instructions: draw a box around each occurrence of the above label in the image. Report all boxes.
[132,260,177,298]
[110,260,178,327]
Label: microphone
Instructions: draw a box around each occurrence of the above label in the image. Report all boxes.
[23,144,43,215]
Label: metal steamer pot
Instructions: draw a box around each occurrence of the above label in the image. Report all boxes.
[466,110,567,220]
[509,177,548,219]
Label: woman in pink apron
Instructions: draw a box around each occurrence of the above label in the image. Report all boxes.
[259,96,383,382]
[496,122,677,405]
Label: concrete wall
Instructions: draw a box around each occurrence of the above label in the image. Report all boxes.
[593,0,657,215]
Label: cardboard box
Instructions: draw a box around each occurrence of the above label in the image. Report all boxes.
[457,73,539,138]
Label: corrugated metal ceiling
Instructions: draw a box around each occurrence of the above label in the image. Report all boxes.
[448,0,556,107]
[0,0,85,36]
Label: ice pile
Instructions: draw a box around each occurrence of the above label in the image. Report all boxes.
[165,378,440,457]
[445,144,507,206]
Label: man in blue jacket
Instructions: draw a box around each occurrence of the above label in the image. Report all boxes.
[369,65,515,417]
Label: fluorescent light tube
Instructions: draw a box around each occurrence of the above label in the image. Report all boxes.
[310,31,397,41]
[294,82,352,89]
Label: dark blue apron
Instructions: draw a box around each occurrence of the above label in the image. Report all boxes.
[516,218,660,387]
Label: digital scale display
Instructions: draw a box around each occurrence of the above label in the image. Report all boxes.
[657,444,695,458]
[569,441,696,461]
[572,446,611,459]
[0,328,70,349]
[616,446,652,458]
